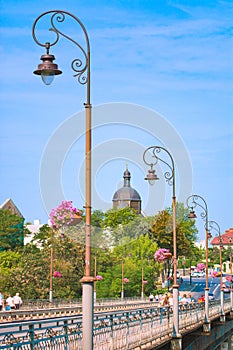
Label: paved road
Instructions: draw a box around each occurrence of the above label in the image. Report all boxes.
[180,276,230,300]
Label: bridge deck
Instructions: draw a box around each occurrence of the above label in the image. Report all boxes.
[0,298,232,349]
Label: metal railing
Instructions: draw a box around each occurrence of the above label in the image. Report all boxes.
[0,298,231,349]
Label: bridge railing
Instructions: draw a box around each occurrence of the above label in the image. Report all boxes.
[0,298,231,350]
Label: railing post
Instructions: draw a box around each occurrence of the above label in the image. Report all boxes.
[220,289,226,322]
[230,287,233,317]
[29,323,35,350]
[64,319,69,350]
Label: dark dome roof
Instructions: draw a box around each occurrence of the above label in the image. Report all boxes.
[112,167,141,202]
[113,187,141,202]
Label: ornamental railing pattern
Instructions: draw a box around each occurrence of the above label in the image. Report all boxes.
[0,299,232,349]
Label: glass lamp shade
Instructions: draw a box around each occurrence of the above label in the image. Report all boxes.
[144,168,159,185]
[41,72,55,86]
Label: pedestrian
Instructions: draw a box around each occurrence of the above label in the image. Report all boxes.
[5,295,15,310]
[168,293,173,307]
[161,293,170,307]
[149,293,154,302]
[13,293,22,310]
[198,294,205,303]
[187,293,195,304]
[181,293,189,305]
[0,293,4,312]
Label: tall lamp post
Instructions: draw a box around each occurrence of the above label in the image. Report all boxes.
[186,194,211,333]
[229,252,233,314]
[141,260,145,299]
[121,258,125,299]
[49,232,53,302]
[143,146,181,348]
[32,11,95,350]
[208,220,225,322]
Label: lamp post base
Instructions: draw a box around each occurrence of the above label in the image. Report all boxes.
[220,314,226,323]
[49,290,52,303]
[80,276,95,350]
[203,321,211,334]
[170,335,182,350]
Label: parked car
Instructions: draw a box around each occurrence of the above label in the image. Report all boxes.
[191,271,205,278]
[222,282,231,293]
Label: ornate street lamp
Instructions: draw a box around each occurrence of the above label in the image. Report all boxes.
[32,11,94,350]
[208,220,225,322]
[143,146,181,348]
[186,194,211,333]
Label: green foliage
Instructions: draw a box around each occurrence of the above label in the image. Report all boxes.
[0,203,209,300]
[0,228,85,299]
[91,210,104,228]
[100,208,152,248]
[0,209,24,251]
[150,203,198,258]
[94,234,160,298]
[102,207,139,228]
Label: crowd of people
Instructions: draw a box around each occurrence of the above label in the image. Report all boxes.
[0,292,22,311]
[149,292,198,307]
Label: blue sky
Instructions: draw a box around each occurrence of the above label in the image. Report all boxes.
[0,0,232,242]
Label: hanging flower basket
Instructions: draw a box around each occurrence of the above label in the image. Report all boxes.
[154,248,172,262]
[53,271,62,278]
[96,275,103,281]
[211,271,220,278]
[226,275,233,282]
[49,200,81,231]
[197,263,205,271]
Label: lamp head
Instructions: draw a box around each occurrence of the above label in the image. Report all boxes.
[33,43,62,85]
[144,168,159,185]
[188,209,197,219]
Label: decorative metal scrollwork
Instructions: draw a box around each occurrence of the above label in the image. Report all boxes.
[186,194,208,221]
[32,10,90,86]
[143,145,175,187]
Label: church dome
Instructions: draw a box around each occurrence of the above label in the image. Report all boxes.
[112,167,141,213]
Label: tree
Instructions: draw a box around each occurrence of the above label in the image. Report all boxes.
[0,209,24,251]
[101,207,147,248]
[95,234,160,298]
[91,210,104,228]
[150,203,199,259]
[102,207,139,229]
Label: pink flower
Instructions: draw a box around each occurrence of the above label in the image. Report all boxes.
[226,275,233,282]
[96,275,103,281]
[49,200,81,230]
[197,263,205,271]
[142,280,148,284]
[53,271,62,278]
[154,248,172,262]
[123,278,129,283]
[211,271,220,278]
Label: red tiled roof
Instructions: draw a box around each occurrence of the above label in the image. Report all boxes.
[211,228,233,246]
